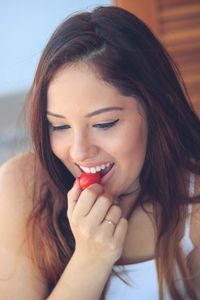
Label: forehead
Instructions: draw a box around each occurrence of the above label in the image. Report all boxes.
[47,63,139,114]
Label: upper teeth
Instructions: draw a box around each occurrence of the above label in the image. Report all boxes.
[79,163,111,174]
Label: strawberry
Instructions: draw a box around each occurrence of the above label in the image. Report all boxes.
[79,172,101,190]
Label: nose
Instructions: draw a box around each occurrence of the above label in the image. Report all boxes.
[69,130,99,162]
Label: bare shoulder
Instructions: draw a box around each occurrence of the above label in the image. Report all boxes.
[0,151,35,187]
[0,151,36,201]
[0,151,39,249]
[0,150,35,171]
[0,153,49,298]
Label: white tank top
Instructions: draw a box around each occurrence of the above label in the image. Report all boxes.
[105,174,195,300]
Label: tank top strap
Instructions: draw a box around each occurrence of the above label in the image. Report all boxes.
[180,173,195,257]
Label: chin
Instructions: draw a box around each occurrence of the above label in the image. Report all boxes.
[102,184,120,198]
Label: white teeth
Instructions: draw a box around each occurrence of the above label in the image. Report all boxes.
[96,166,101,172]
[79,163,112,174]
[91,168,96,174]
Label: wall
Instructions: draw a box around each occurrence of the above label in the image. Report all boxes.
[0,0,112,165]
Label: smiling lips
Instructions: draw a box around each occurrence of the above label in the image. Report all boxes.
[78,162,114,178]
[76,162,114,190]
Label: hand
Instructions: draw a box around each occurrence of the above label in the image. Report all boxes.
[67,179,128,267]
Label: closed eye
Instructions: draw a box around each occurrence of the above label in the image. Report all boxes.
[93,119,119,130]
[49,124,70,131]
[48,119,119,131]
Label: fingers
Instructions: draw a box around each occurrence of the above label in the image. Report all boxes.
[100,205,122,236]
[86,193,113,224]
[75,183,104,217]
[67,179,128,264]
[67,178,82,217]
[104,205,122,226]
[113,218,128,246]
[67,180,103,219]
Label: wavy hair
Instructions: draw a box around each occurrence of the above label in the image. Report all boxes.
[27,6,200,299]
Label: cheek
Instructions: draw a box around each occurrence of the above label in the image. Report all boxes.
[118,119,147,164]
[50,135,68,161]
[115,120,147,160]
[132,123,147,154]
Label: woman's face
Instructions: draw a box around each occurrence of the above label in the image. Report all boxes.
[47,63,147,197]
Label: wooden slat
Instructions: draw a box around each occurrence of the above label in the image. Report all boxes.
[167,39,200,54]
[161,27,200,45]
[171,49,200,65]
[159,2,200,19]
[181,72,200,86]
[159,0,198,8]
[179,60,200,74]
[160,15,200,33]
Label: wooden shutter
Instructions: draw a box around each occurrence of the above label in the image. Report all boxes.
[114,0,200,115]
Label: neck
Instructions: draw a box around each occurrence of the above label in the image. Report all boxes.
[115,188,140,219]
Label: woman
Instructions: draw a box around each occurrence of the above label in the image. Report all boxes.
[0,6,200,300]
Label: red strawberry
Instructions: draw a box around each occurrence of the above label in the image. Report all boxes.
[79,172,101,190]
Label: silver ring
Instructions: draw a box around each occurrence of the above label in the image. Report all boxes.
[104,219,116,226]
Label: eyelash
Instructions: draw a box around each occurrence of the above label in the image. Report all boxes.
[93,119,119,129]
[49,119,119,131]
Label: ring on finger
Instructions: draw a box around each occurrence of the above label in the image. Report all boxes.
[104,218,116,226]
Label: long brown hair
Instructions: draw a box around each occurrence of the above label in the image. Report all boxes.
[27,6,200,298]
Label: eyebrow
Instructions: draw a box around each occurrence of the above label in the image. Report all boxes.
[86,106,123,117]
[46,111,66,119]
[46,107,123,119]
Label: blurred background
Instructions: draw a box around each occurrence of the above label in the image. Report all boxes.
[0,0,113,164]
[1,0,200,165]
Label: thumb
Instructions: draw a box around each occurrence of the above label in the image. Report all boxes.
[67,178,82,218]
